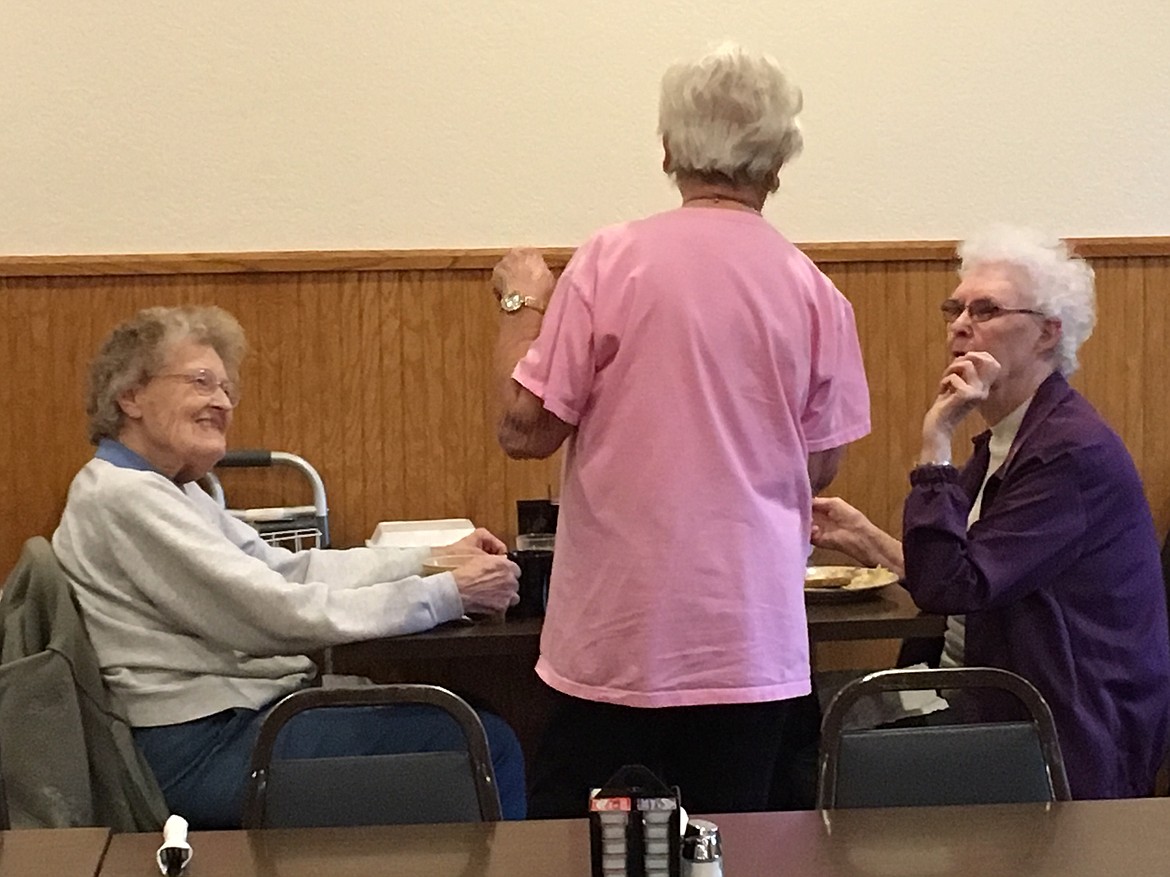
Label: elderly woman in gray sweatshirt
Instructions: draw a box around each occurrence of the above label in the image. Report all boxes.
[52,304,526,827]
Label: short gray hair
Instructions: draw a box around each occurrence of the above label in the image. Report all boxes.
[658,43,804,192]
[958,225,1096,376]
[86,305,247,444]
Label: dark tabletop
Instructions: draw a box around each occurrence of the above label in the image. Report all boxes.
[332,584,944,664]
[0,828,110,877]
[98,798,1170,877]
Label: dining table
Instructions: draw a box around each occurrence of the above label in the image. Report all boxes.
[96,797,1170,877]
[327,584,943,771]
[332,583,941,664]
[0,827,110,877]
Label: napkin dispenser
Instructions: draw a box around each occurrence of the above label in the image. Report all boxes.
[517,499,558,540]
[589,765,681,877]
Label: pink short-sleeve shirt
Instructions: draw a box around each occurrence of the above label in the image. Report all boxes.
[514,208,870,707]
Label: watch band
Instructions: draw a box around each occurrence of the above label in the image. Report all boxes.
[910,461,958,486]
[499,291,546,314]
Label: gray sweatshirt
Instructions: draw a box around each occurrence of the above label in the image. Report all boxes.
[52,458,463,726]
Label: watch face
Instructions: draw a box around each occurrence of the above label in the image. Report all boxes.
[500,292,523,312]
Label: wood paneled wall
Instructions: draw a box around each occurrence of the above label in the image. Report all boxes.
[3,241,1169,582]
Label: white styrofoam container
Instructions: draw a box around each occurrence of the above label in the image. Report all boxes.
[367,518,476,549]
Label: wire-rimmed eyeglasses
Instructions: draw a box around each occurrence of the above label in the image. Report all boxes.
[940,297,1047,324]
[154,369,241,406]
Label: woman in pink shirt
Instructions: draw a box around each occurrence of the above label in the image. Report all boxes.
[491,43,871,817]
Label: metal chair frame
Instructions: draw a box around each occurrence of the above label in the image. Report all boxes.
[817,666,1072,809]
[243,684,502,828]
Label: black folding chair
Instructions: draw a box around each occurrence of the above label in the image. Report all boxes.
[817,667,1071,809]
[243,684,502,828]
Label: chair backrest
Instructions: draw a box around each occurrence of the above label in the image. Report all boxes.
[242,684,502,828]
[817,667,1071,809]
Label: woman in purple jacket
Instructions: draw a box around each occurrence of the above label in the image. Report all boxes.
[813,225,1170,798]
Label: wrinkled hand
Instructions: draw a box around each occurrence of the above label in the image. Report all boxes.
[451,555,521,615]
[810,496,874,560]
[437,527,507,557]
[492,248,555,309]
[923,351,1001,440]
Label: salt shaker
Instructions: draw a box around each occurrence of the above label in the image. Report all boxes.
[681,818,723,877]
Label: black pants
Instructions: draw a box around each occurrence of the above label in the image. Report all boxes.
[528,687,817,819]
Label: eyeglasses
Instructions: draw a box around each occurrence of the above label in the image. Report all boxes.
[154,369,241,406]
[940,297,1047,324]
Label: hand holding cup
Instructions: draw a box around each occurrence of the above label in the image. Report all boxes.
[451,555,521,616]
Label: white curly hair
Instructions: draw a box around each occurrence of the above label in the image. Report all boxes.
[959,225,1096,376]
[658,42,804,193]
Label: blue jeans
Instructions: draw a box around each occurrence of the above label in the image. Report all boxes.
[135,701,526,828]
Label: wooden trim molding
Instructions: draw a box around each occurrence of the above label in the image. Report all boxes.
[0,248,580,277]
[809,236,1170,262]
[1,237,1168,277]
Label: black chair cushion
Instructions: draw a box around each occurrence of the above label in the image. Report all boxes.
[834,722,1052,808]
[263,751,483,828]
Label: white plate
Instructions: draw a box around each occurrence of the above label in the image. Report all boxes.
[804,565,898,603]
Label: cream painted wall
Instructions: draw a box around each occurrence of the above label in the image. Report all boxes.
[2,1,1168,254]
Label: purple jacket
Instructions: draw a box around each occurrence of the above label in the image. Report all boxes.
[903,372,1170,798]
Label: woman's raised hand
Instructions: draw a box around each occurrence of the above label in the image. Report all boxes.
[924,352,1001,435]
[492,248,555,307]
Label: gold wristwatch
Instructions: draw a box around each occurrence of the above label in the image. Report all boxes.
[499,291,546,314]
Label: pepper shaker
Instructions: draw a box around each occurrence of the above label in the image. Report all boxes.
[681,818,722,877]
